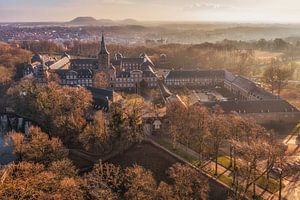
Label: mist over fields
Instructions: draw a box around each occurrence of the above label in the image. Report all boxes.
[2,18,300,44]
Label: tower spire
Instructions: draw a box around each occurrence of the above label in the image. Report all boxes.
[98,32,110,69]
[100,32,109,55]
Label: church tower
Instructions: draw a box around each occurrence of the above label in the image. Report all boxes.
[94,33,115,89]
[98,33,110,71]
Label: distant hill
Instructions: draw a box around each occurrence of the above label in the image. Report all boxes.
[97,19,115,26]
[120,18,139,25]
[67,17,140,26]
[69,17,98,25]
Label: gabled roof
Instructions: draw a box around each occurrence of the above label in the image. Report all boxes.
[31,53,43,63]
[202,100,299,114]
[86,86,113,112]
[165,69,225,79]
[122,57,144,63]
[71,58,97,64]
[251,87,278,100]
[143,70,156,77]
[86,87,113,100]
[55,69,93,78]
[231,76,256,92]
[77,69,93,76]
[50,57,70,70]
[224,70,236,82]
[111,59,122,66]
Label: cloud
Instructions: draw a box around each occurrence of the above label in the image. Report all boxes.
[182,1,237,11]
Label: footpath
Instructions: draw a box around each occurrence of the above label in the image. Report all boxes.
[148,136,277,200]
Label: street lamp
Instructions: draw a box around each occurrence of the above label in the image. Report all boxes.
[273,167,283,200]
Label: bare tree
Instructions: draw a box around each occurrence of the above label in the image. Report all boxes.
[166,101,187,149]
[193,105,210,162]
[124,165,158,200]
[167,163,209,200]
[9,127,68,166]
[263,59,293,96]
[79,111,110,154]
[123,96,147,143]
[208,108,230,176]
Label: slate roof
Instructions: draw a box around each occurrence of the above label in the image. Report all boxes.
[70,59,98,68]
[31,53,43,63]
[224,70,236,82]
[231,76,256,92]
[143,70,156,77]
[86,87,114,111]
[76,69,93,77]
[251,87,278,100]
[111,59,122,66]
[61,52,71,59]
[165,69,225,79]
[202,100,299,114]
[86,87,113,100]
[229,75,278,100]
[122,57,144,64]
[55,69,93,79]
[111,53,154,69]
[54,69,68,77]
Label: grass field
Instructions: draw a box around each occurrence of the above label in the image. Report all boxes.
[217,155,280,193]
[254,50,283,61]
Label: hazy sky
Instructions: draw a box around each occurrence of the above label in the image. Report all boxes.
[1,0,300,23]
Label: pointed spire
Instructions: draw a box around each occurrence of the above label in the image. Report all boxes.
[100,32,109,55]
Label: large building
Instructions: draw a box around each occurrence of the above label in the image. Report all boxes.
[22,37,300,123]
[164,69,278,101]
[164,69,224,88]
[23,34,158,91]
[163,69,300,123]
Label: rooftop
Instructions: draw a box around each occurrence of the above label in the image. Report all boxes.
[202,100,299,114]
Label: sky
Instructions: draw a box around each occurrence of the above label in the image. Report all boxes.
[1,0,300,23]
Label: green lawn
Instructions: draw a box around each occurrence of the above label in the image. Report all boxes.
[156,139,235,188]
[257,176,280,193]
[206,167,233,187]
[218,174,233,187]
[217,156,234,171]
[217,156,280,193]
[156,137,281,199]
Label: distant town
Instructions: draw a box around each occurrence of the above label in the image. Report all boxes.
[3,17,300,45]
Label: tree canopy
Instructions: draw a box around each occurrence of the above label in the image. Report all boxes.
[7,79,93,145]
